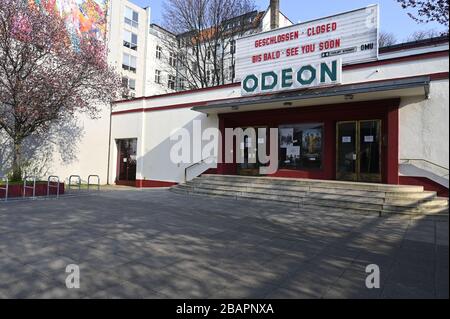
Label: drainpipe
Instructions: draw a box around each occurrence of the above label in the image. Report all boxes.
[270,0,280,30]
[106,103,112,185]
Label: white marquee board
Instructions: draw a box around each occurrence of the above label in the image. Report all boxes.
[235,5,379,94]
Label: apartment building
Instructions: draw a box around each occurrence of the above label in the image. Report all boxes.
[146,6,293,95]
[107,0,151,98]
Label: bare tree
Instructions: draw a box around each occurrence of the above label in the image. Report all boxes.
[0,0,122,181]
[162,0,257,89]
[407,29,447,41]
[379,31,398,47]
[397,0,449,27]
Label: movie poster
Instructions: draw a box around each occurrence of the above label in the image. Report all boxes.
[280,128,294,148]
[302,129,322,155]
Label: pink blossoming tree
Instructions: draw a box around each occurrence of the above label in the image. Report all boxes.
[0,0,122,181]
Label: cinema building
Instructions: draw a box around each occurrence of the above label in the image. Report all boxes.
[109,6,449,197]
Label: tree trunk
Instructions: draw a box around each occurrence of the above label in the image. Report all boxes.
[11,139,23,181]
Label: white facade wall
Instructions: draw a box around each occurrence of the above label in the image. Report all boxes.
[49,107,111,184]
[145,26,178,96]
[110,46,449,186]
[399,80,450,187]
[260,8,293,31]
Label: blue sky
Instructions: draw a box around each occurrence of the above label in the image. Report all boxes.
[131,0,446,42]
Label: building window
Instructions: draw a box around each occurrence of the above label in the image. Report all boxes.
[206,70,211,83]
[156,45,162,59]
[192,62,198,74]
[168,75,176,90]
[169,51,177,67]
[155,70,161,84]
[123,30,138,50]
[125,7,139,28]
[230,40,236,54]
[229,64,235,80]
[128,78,136,90]
[122,77,136,97]
[279,123,324,170]
[122,53,137,73]
[179,78,185,90]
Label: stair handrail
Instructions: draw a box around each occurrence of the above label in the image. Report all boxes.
[69,175,81,191]
[400,158,449,176]
[185,156,216,182]
[23,176,36,199]
[87,175,100,191]
[47,176,60,198]
[0,176,8,202]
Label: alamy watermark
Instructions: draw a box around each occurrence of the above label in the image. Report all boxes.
[65,264,80,289]
[170,120,279,174]
[365,264,380,289]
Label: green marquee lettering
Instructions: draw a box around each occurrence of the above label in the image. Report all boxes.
[261,71,278,90]
[297,65,316,85]
[320,60,338,83]
[243,74,259,93]
[281,68,293,88]
[241,59,341,94]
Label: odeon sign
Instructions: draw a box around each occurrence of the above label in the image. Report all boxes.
[241,59,342,95]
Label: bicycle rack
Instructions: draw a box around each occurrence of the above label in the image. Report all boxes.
[47,176,60,198]
[23,176,36,199]
[87,175,100,191]
[68,175,81,192]
[0,176,8,202]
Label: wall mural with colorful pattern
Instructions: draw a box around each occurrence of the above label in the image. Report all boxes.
[32,0,109,46]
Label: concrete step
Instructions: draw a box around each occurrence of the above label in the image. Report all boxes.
[171,186,448,216]
[190,179,390,198]
[184,186,384,211]
[200,174,424,193]
[186,183,389,205]
[171,175,448,216]
[384,197,447,207]
[383,206,449,215]
[189,179,433,201]
[187,181,444,207]
[383,199,449,214]
[384,191,437,200]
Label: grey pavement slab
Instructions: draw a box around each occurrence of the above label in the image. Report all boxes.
[0,189,448,298]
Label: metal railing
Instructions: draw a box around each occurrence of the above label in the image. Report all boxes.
[23,176,36,199]
[88,175,100,191]
[68,175,81,192]
[185,156,215,182]
[0,176,8,202]
[47,176,60,198]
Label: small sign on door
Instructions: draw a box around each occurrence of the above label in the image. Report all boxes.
[364,135,374,143]
[342,136,352,143]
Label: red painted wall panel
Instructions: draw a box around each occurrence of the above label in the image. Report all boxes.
[1,183,65,199]
[218,98,401,184]
[399,176,449,197]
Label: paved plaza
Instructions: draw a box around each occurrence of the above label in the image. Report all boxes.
[0,189,448,299]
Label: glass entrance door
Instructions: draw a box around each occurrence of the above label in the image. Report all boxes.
[336,120,382,183]
[117,139,137,182]
[238,127,267,176]
[336,121,357,181]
